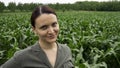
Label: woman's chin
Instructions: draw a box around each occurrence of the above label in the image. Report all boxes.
[46,38,57,43]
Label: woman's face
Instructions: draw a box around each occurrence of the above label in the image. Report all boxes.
[33,14,59,44]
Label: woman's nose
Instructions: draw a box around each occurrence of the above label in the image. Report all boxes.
[48,27,54,33]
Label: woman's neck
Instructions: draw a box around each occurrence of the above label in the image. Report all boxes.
[39,40,57,50]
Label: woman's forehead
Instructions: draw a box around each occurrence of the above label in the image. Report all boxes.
[35,14,57,25]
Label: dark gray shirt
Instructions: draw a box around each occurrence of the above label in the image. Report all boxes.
[0,42,74,68]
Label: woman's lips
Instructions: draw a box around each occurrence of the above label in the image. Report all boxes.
[47,35,56,39]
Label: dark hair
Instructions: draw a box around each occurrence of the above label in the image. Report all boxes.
[31,5,57,27]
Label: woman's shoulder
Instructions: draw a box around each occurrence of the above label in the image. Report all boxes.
[14,45,32,57]
[58,43,70,49]
[14,42,40,56]
[57,43,71,53]
[14,41,41,58]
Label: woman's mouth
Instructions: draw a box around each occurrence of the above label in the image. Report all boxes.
[48,35,56,39]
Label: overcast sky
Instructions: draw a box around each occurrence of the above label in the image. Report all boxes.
[0,0,114,6]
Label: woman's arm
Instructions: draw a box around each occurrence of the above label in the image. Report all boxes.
[0,51,22,68]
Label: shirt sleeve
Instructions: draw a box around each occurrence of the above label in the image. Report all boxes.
[0,51,22,68]
[63,44,75,68]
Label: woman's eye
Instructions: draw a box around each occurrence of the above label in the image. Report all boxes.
[40,25,47,30]
[52,22,57,27]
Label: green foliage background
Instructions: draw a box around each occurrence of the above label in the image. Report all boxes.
[0,1,120,12]
[0,11,120,68]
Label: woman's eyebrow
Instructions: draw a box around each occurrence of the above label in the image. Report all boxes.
[39,21,57,28]
[52,22,57,24]
[39,25,48,28]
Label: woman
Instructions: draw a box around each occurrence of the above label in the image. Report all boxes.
[0,5,74,68]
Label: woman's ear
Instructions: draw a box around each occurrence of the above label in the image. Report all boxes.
[32,26,37,34]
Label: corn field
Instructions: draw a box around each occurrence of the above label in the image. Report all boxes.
[0,11,120,68]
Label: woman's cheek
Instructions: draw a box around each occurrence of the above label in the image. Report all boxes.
[56,25,59,32]
[36,30,45,37]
